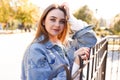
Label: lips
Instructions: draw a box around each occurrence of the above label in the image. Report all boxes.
[53,29,60,32]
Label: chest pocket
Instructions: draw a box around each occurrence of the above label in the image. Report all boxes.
[47,48,70,69]
[45,49,63,70]
[45,50,56,64]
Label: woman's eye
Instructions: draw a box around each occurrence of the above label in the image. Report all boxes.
[60,20,65,24]
[50,19,56,22]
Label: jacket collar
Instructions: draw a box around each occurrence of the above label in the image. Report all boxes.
[36,35,61,49]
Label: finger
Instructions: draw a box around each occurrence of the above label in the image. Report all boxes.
[81,51,89,60]
[84,51,90,58]
[81,54,88,60]
[84,47,90,52]
[82,48,90,57]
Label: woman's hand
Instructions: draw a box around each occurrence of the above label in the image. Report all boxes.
[74,47,90,65]
[61,2,70,19]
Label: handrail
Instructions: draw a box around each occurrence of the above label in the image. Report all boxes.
[81,36,120,80]
[84,37,108,80]
[72,37,108,80]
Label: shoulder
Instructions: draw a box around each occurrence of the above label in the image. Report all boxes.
[24,42,47,63]
[29,42,46,53]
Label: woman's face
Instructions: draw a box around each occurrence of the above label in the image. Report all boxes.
[44,9,66,38]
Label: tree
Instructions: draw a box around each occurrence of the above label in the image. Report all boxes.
[73,5,101,36]
[0,0,14,29]
[109,14,120,35]
[73,5,96,24]
[0,0,41,30]
[15,0,40,24]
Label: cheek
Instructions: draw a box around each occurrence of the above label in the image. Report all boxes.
[61,26,65,30]
[60,26,65,33]
[61,24,66,30]
[44,21,51,30]
[45,26,50,32]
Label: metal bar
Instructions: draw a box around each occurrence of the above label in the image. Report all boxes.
[74,36,120,80]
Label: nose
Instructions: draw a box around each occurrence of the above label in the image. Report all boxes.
[55,21,60,27]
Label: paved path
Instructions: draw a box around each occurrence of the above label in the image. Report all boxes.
[0,32,34,80]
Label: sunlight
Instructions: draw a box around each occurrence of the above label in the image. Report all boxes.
[29,0,120,19]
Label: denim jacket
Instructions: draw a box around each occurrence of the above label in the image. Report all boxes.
[21,16,97,80]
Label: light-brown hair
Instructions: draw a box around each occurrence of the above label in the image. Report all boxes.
[34,3,70,44]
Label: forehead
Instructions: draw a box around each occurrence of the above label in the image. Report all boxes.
[47,9,65,19]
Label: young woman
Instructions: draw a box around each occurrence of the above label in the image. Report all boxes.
[21,3,97,80]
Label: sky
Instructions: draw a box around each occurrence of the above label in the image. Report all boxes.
[29,0,120,20]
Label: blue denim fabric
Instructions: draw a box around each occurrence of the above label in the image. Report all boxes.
[72,25,97,48]
[21,25,97,80]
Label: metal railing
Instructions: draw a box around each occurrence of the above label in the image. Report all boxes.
[83,36,120,80]
[49,36,120,80]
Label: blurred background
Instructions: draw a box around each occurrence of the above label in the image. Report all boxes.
[0,0,120,80]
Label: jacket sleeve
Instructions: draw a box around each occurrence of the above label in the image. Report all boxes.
[21,43,67,80]
[68,14,97,48]
[72,25,97,48]
[68,14,88,31]
[22,44,52,80]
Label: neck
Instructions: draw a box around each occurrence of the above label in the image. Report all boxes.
[49,35,59,43]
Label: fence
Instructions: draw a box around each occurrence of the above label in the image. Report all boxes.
[83,36,120,80]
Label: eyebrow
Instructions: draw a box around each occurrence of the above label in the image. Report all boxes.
[50,16,66,20]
